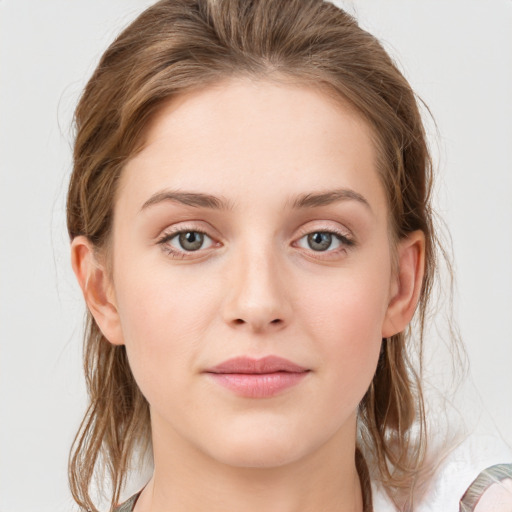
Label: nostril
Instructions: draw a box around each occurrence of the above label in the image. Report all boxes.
[234,319,245,325]
[270,318,282,324]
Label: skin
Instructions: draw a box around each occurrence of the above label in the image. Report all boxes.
[71,77,425,512]
[474,480,512,512]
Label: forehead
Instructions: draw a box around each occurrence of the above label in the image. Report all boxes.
[117,77,387,217]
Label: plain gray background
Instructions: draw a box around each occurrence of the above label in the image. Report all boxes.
[1,1,511,511]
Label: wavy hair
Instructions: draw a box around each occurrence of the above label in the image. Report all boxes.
[67,0,443,510]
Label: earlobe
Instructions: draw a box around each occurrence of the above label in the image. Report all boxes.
[70,236,125,346]
[382,230,425,338]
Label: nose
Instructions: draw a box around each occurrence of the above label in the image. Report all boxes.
[221,241,292,333]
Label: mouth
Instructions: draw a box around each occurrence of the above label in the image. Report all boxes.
[204,356,310,398]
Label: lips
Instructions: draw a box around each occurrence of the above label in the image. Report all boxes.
[207,355,308,374]
[204,356,310,398]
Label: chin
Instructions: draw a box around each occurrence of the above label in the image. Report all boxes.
[215,442,303,469]
[202,422,315,469]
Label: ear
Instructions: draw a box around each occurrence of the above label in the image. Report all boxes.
[382,230,425,338]
[70,236,124,346]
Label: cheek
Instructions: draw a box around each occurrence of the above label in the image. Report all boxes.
[300,259,391,342]
[112,258,217,398]
[114,243,218,338]
[297,259,391,402]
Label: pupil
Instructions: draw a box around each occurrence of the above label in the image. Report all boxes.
[179,231,204,251]
[308,232,332,251]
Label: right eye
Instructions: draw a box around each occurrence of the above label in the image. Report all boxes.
[294,230,354,253]
[171,231,212,251]
[158,229,216,257]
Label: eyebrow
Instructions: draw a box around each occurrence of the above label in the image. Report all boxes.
[290,189,372,212]
[140,190,233,211]
[140,187,372,213]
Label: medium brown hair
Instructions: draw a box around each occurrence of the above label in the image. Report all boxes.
[67,0,439,510]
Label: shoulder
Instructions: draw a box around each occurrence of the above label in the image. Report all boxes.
[371,462,512,512]
[462,464,512,512]
[376,431,512,512]
[473,480,512,511]
[417,432,512,511]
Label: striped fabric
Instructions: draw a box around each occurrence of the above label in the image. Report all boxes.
[114,490,142,512]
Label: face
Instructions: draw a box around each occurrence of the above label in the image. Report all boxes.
[105,77,400,468]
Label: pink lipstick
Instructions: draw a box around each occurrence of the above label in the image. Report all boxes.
[205,356,310,398]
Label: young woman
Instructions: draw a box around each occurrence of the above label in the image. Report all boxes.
[66,0,512,511]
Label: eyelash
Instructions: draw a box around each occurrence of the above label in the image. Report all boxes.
[156,225,355,259]
[157,227,215,259]
[294,228,355,257]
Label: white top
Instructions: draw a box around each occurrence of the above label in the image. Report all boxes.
[372,431,512,511]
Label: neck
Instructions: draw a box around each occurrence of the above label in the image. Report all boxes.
[135,414,364,512]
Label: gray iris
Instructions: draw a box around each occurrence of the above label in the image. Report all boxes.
[179,231,204,251]
[307,232,332,251]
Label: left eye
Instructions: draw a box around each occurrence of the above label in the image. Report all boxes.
[296,231,346,252]
[167,231,214,252]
